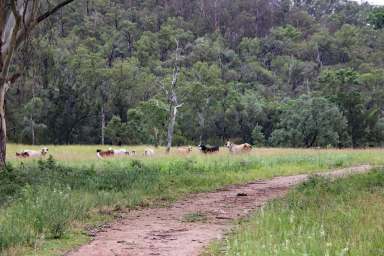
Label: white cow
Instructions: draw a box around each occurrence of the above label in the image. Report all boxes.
[144,148,155,156]
[16,147,49,158]
[226,141,252,154]
[111,148,130,156]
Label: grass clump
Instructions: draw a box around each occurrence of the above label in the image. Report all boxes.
[182,212,208,223]
[207,169,384,256]
[0,185,84,249]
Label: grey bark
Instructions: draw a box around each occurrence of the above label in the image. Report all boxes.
[159,40,183,153]
[166,105,177,152]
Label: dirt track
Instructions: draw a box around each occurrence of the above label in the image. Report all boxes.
[66,165,372,256]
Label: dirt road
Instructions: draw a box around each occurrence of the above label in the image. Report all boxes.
[66,165,372,256]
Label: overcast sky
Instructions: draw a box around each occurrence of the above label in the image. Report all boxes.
[352,0,384,5]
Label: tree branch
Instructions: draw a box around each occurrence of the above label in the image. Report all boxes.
[22,0,30,27]
[37,0,76,23]
[1,0,21,87]
[157,80,169,98]
[10,0,21,20]
[0,0,6,69]
[171,39,180,88]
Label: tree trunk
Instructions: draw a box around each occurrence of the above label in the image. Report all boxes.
[0,84,7,168]
[153,127,159,148]
[31,116,35,145]
[101,105,105,145]
[213,0,219,31]
[166,105,177,153]
[198,111,205,145]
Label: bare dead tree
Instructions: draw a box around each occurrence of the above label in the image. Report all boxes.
[0,0,75,168]
[158,39,183,153]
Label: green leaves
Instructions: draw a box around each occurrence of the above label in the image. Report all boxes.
[105,115,129,145]
[270,96,350,147]
[368,7,384,30]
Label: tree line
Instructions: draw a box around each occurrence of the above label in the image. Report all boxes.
[6,0,384,150]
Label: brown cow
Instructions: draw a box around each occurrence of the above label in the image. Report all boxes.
[96,149,114,159]
[177,146,193,154]
[97,148,132,159]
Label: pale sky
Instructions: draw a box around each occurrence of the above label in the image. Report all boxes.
[352,0,384,5]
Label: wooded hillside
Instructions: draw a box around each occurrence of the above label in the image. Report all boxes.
[7,0,384,147]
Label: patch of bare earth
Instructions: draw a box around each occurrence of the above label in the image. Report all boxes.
[66,165,372,256]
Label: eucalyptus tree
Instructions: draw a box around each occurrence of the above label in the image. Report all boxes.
[0,0,75,167]
[159,40,184,153]
[22,96,45,145]
[184,62,222,144]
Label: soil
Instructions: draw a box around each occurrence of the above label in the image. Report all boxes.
[66,165,372,256]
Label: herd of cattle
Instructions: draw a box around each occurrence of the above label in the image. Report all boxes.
[15,141,253,159]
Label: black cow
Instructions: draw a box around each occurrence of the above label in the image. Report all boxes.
[198,144,220,154]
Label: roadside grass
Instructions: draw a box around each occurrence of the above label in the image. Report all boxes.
[205,169,384,256]
[0,145,383,255]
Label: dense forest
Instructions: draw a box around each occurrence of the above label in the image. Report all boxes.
[6,0,384,148]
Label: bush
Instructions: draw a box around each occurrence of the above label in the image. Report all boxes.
[270,96,350,147]
[105,115,129,145]
[0,164,26,207]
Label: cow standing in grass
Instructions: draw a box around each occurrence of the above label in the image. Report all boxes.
[226,141,252,154]
[16,147,49,158]
[96,148,130,159]
[177,146,193,154]
[198,144,219,154]
[112,148,130,156]
[144,148,155,156]
[96,149,114,159]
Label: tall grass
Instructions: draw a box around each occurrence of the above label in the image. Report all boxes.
[206,170,384,256]
[0,146,383,254]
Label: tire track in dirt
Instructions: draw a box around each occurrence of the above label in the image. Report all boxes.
[66,165,372,256]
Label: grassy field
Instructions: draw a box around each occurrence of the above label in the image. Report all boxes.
[7,144,384,167]
[1,144,384,255]
[205,170,384,256]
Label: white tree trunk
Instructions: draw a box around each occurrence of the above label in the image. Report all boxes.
[166,105,178,153]
[0,84,7,166]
